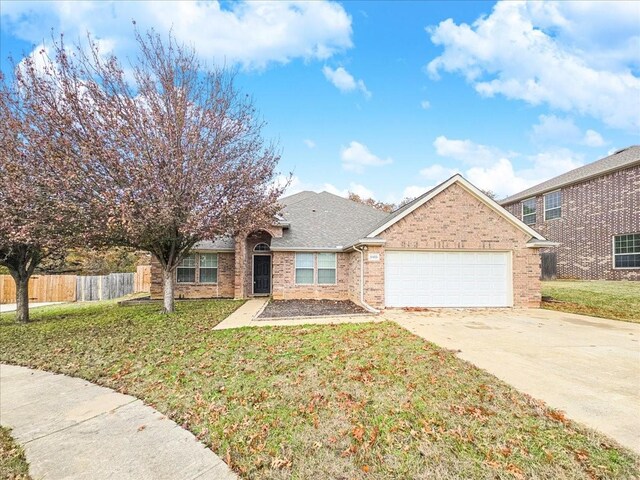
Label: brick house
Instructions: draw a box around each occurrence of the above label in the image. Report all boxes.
[501,146,640,280]
[151,175,553,309]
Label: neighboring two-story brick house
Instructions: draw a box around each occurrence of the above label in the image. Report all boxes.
[151,175,552,308]
[501,146,640,280]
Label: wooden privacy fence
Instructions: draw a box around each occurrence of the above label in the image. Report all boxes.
[0,265,151,304]
[0,275,76,303]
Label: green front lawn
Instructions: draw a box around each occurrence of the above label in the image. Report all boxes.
[1,301,638,479]
[0,427,31,480]
[542,280,640,323]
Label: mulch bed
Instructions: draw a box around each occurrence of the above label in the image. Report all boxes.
[257,299,369,319]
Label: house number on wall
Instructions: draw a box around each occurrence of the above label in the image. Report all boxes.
[368,253,381,262]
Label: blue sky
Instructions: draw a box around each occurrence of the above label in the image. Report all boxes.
[1,1,639,202]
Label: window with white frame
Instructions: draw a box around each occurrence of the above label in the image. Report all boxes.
[613,234,640,268]
[254,243,270,252]
[295,253,314,284]
[176,254,196,283]
[317,253,337,284]
[522,198,536,225]
[199,253,218,283]
[544,191,562,220]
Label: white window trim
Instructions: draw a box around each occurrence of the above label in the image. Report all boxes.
[543,190,562,221]
[198,253,219,284]
[612,233,640,270]
[317,252,338,286]
[521,197,537,225]
[294,252,315,285]
[176,252,219,285]
[293,252,338,286]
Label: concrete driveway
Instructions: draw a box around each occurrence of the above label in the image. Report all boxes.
[386,308,640,453]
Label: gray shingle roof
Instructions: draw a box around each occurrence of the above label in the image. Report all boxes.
[193,237,235,250]
[500,146,640,205]
[271,191,389,249]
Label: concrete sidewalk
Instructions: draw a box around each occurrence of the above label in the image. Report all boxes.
[0,302,63,313]
[0,364,237,480]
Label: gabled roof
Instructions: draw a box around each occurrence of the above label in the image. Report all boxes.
[271,191,389,250]
[366,174,545,241]
[500,145,640,205]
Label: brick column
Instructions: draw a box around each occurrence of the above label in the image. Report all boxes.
[234,236,246,299]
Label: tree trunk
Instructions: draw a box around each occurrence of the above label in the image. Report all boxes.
[14,276,30,323]
[162,267,175,313]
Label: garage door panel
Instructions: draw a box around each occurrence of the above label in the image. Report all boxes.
[385,251,511,308]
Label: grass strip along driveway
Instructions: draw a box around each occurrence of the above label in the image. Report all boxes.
[542,280,640,323]
[1,300,638,479]
[0,426,31,480]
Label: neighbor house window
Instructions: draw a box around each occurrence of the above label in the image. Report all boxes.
[295,253,314,284]
[317,253,337,284]
[614,234,640,268]
[544,190,562,220]
[522,198,537,225]
[199,253,218,283]
[176,254,196,283]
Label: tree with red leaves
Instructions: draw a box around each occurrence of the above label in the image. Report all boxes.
[12,29,284,313]
[0,73,85,322]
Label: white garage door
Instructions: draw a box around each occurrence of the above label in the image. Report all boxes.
[385,251,511,307]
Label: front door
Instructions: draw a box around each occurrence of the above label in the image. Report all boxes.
[253,255,271,295]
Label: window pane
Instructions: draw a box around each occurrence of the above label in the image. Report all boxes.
[545,208,561,220]
[177,267,195,283]
[614,254,640,268]
[179,253,196,267]
[614,234,640,255]
[295,253,314,268]
[523,213,536,225]
[296,268,314,284]
[200,268,218,283]
[318,268,336,284]
[200,253,218,268]
[544,191,561,209]
[522,198,536,216]
[317,253,336,269]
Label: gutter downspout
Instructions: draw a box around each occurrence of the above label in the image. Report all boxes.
[352,245,380,314]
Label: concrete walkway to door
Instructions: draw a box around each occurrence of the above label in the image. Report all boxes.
[386,308,640,453]
[0,364,237,480]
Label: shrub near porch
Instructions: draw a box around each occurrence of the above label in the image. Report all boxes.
[0,301,638,479]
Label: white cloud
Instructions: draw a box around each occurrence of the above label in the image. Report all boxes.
[427,1,640,130]
[419,164,459,180]
[583,129,605,147]
[1,1,353,71]
[402,185,431,200]
[303,139,316,149]
[420,100,431,110]
[431,136,584,198]
[530,115,581,143]
[433,135,513,166]
[530,115,607,148]
[340,141,392,173]
[322,66,371,99]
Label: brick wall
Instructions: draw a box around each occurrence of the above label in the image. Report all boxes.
[378,183,541,307]
[150,252,235,299]
[503,166,640,280]
[271,251,350,300]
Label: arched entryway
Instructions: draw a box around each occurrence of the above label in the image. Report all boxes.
[247,231,272,295]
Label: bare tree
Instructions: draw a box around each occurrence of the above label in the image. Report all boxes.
[15,29,284,313]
